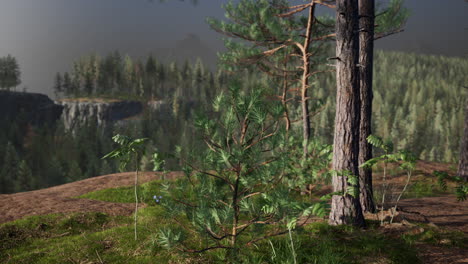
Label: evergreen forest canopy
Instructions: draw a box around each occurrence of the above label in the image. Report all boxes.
[0,54,21,91]
[0,50,466,194]
[53,51,224,103]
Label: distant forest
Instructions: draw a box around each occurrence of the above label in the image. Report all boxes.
[53,51,224,103]
[0,50,466,194]
[311,51,467,163]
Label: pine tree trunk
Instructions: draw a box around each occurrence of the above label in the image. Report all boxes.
[301,2,315,157]
[358,0,376,213]
[458,97,468,182]
[329,0,365,227]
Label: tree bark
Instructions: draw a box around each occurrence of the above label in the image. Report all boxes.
[301,2,315,157]
[358,0,376,213]
[329,0,365,227]
[458,96,468,182]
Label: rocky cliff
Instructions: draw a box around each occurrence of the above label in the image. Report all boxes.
[57,99,143,131]
[0,91,173,131]
[0,90,63,126]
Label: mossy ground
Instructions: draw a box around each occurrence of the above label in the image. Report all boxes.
[1,180,465,264]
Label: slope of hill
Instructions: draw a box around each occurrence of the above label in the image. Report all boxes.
[0,162,467,263]
[0,171,182,224]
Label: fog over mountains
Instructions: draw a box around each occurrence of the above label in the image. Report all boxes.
[0,0,466,97]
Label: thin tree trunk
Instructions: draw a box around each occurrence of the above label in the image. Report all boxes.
[358,0,376,213]
[458,96,468,182]
[282,58,291,132]
[301,2,315,157]
[134,155,139,240]
[329,0,365,227]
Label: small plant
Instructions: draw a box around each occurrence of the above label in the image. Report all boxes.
[361,135,417,224]
[157,84,327,261]
[103,134,147,240]
[153,195,163,204]
[435,170,468,201]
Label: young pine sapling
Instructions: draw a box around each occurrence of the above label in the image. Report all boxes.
[157,84,327,262]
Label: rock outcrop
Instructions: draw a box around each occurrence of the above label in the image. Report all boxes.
[57,100,143,131]
[0,90,173,132]
[0,90,63,126]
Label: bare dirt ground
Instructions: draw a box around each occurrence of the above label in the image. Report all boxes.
[0,171,182,224]
[398,196,468,233]
[371,161,468,263]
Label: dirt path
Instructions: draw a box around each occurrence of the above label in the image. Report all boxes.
[0,171,182,224]
[398,195,468,234]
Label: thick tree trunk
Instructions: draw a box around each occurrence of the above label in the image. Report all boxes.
[458,97,468,182]
[329,0,365,227]
[358,0,376,213]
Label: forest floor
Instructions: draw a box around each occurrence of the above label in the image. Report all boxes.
[0,161,466,263]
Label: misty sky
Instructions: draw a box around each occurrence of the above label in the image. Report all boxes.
[0,0,467,96]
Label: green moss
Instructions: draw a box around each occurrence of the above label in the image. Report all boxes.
[0,207,186,264]
[77,180,164,204]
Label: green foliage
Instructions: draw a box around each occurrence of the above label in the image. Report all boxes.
[455,185,468,201]
[0,208,175,264]
[15,160,34,192]
[103,134,148,172]
[328,170,360,199]
[58,51,225,102]
[434,170,468,201]
[0,54,21,90]
[311,51,468,163]
[362,135,417,224]
[241,222,421,264]
[434,170,449,191]
[158,84,327,258]
[103,134,149,241]
[375,0,410,37]
[0,206,423,264]
[151,152,165,172]
[77,180,164,204]
[283,136,333,192]
[4,50,462,194]
[361,135,417,170]
[0,141,19,193]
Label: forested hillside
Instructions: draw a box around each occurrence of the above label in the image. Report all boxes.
[0,50,466,194]
[311,51,467,163]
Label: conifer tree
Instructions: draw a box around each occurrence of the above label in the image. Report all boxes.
[157,63,166,98]
[207,0,334,156]
[15,160,34,192]
[66,160,84,183]
[159,84,326,258]
[358,0,376,213]
[0,54,21,91]
[329,0,365,227]
[0,142,20,193]
[458,92,468,182]
[358,0,409,213]
[54,72,63,98]
[63,72,72,96]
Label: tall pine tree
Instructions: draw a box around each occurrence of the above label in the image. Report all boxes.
[329,0,365,227]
